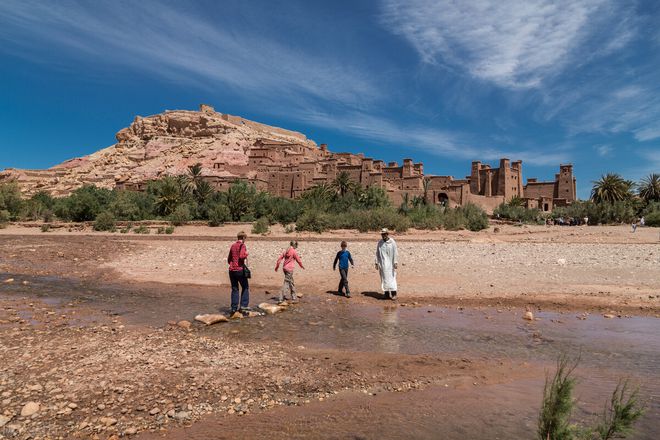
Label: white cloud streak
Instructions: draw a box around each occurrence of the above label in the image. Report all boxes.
[0,0,378,106]
[299,110,570,166]
[381,0,614,88]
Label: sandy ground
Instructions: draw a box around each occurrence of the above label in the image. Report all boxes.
[2,223,658,314]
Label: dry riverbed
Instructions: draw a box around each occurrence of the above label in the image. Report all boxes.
[1,223,659,439]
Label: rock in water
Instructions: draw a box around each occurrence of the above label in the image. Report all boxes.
[3,278,14,283]
[20,401,40,417]
[194,314,229,325]
[603,313,616,319]
[523,311,534,321]
[257,302,284,315]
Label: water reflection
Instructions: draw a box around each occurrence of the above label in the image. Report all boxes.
[378,306,400,353]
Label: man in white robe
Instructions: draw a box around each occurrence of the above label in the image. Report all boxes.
[375,228,398,300]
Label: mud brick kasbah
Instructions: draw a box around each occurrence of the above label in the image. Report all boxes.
[0,104,576,213]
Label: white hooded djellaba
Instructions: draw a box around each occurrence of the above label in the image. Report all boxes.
[375,237,398,291]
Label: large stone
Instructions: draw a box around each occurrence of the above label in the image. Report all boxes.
[257,303,284,315]
[0,415,11,427]
[194,314,228,325]
[20,401,40,417]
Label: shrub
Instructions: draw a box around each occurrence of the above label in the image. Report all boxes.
[494,203,542,223]
[0,210,9,228]
[0,183,23,220]
[93,211,116,231]
[345,208,410,232]
[644,210,660,227]
[460,203,489,231]
[110,190,155,221]
[284,224,296,234]
[60,185,115,222]
[251,217,270,235]
[40,224,51,233]
[120,224,132,234]
[157,225,176,235]
[408,206,443,230]
[296,210,332,233]
[133,225,150,234]
[538,354,645,440]
[168,204,192,226]
[208,203,230,227]
[442,208,465,231]
[270,197,302,225]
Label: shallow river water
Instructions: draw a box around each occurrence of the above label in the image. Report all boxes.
[2,273,658,438]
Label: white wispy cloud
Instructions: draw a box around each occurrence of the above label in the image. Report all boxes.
[594,144,613,157]
[380,0,616,88]
[0,0,379,106]
[299,110,570,166]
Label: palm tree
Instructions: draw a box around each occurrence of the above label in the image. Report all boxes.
[398,193,411,215]
[300,183,334,207]
[638,173,660,203]
[153,176,183,216]
[591,173,633,204]
[193,180,214,205]
[422,178,431,205]
[331,171,355,198]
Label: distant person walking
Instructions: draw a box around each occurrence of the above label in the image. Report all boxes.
[227,231,250,318]
[375,228,398,300]
[640,216,645,227]
[632,219,638,233]
[333,241,354,297]
[275,240,304,304]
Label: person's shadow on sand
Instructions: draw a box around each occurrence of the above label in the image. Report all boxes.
[361,291,390,300]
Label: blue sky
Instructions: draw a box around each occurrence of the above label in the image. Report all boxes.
[1,0,659,199]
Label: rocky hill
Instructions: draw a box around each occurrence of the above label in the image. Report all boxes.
[0,105,318,196]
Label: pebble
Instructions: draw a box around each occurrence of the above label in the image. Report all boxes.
[149,407,160,415]
[523,311,534,321]
[100,416,117,427]
[21,401,40,417]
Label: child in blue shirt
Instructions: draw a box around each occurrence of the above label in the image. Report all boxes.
[333,241,354,298]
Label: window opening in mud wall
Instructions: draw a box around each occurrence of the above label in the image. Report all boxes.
[438,193,449,207]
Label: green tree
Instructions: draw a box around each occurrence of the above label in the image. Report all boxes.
[148,177,185,216]
[226,180,257,221]
[638,173,660,203]
[331,171,355,198]
[398,193,411,215]
[299,183,334,210]
[357,186,390,209]
[59,185,114,222]
[591,173,633,204]
[0,182,23,220]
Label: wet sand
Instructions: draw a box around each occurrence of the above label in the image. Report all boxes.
[1,224,659,439]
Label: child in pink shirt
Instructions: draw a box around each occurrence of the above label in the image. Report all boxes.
[275,240,304,304]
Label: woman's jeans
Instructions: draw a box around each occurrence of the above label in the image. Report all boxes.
[229,270,249,312]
